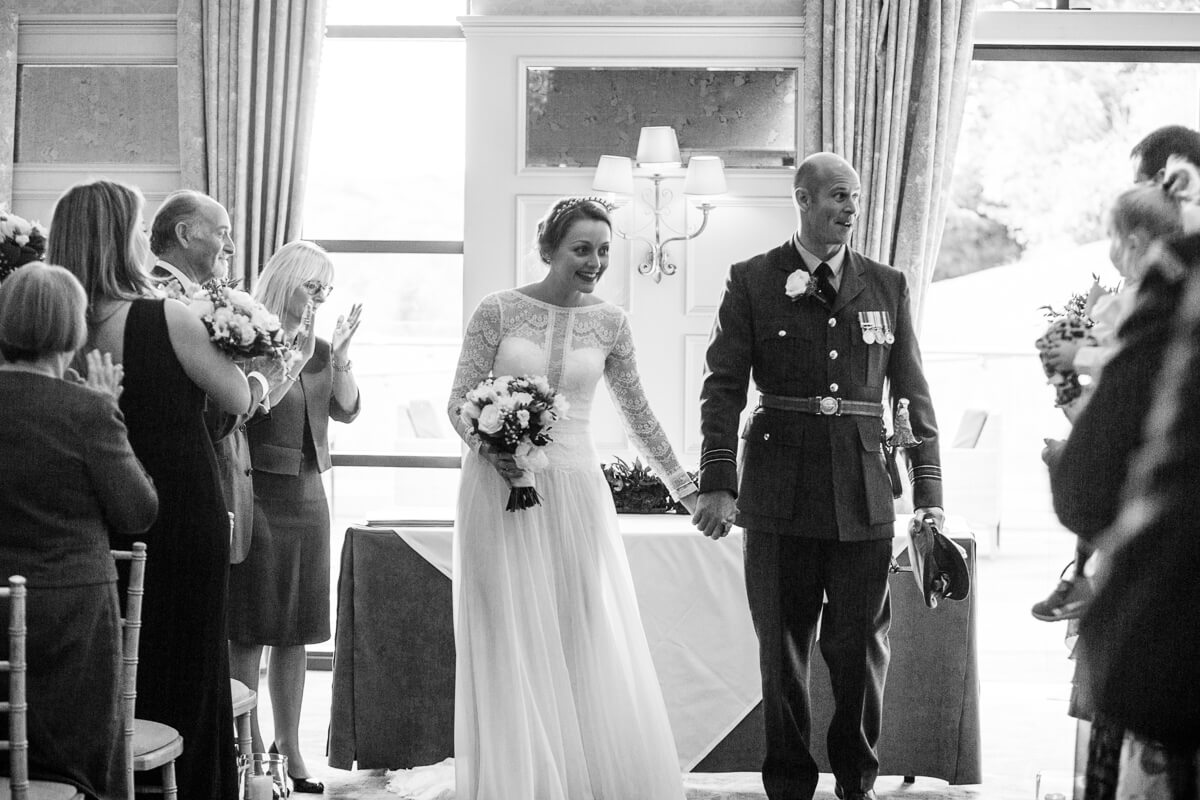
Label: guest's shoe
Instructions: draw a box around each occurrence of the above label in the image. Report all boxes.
[289,777,325,794]
[1031,575,1093,621]
[269,742,324,793]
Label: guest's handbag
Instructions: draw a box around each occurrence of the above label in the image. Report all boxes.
[906,514,970,609]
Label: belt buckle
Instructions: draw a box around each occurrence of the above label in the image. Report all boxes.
[818,396,840,415]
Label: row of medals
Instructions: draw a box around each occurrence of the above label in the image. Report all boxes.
[857,311,895,345]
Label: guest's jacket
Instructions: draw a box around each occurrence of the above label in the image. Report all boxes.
[248,339,360,476]
[699,240,941,538]
[0,372,158,586]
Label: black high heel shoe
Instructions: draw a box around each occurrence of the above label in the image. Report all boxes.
[268,742,325,793]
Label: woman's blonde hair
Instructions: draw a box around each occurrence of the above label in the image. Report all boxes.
[46,179,150,309]
[0,262,88,362]
[253,240,334,320]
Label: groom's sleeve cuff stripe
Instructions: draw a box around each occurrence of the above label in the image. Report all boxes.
[907,465,943,480]
[700,449,737,468]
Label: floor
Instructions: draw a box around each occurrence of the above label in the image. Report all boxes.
[253,525,1083,800]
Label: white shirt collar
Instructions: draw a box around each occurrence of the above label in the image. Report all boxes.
[792,235,847,277]
[154,259,201,295]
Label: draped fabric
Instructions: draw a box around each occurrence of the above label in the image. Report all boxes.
[804,0,977,329]
[0,10,17,204]
[176,0,326,287]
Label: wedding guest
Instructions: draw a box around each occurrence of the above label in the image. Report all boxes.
[1076,232,1200,799]
[1048,163,1200,799]
[48,178,250,800]
[227,240,361,792]
[1033,173,1189,624]
[1130,124,1200,182]
[0,262,157,800]
[148,190,295,565]
[694,152,942,800]
[446,197,697,800]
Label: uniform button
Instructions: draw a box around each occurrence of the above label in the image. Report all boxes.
[777,330,787,337]
[763,433,771,441]
[245,468,253,476]
[828,318,837,327]
[829,350,838,360]
[238,424,247,432]
[830,383,839,392]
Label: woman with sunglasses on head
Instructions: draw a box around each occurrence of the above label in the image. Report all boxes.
[227,240,361,792]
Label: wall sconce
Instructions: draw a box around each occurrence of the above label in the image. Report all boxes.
[592,126,726,283]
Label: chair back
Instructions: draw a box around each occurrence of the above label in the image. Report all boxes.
[111,544,147,800]
[1,575,29,800]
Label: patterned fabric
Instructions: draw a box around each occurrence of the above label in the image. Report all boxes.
[1116,733,1200,800]
[448,289,696,500]
[1086,715,1125,800]
[176,0,327,285]
[803,0,979,329]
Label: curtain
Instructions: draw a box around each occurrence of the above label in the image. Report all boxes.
[0,10,17,205]
[804,0,977,330]
[177,0,327,287]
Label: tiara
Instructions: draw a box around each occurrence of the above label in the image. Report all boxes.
[545,196,617,228]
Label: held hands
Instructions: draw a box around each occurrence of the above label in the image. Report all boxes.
[81,349,124,402]
[1041,437,1066,466]
[332,303,363,364]
[693,490,737,540]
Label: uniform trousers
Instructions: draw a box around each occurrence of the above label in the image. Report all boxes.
[744,533,893,800]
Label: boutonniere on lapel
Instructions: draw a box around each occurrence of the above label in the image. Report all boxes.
[784,269,824,306]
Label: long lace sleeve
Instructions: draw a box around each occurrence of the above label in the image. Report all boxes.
[447,293,502,451]
[604,312,698,501]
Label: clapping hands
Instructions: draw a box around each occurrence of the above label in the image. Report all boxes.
[332,303,363,363]
[74,349,124,402]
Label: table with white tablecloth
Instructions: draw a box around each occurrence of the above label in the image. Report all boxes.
[327,516,981,783]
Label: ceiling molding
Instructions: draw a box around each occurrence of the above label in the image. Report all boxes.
[459,16,803,38]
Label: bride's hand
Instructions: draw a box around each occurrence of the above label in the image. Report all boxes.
[479,442,521,483]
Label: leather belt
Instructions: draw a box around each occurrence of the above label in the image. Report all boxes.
[760,393,883,418]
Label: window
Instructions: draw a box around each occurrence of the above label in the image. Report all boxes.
[303,3,467,531]
[922,10,1200,536]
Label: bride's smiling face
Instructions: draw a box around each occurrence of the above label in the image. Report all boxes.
[546,220,610,293]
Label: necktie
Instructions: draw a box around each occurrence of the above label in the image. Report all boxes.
[814,262,837,306]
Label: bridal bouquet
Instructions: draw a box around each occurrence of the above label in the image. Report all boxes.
[1035,281,1104,408]
[459,375,569,511]
[190,281,288,361]
[0,208,47,283]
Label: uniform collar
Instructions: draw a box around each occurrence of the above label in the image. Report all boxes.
[792,234,847,277]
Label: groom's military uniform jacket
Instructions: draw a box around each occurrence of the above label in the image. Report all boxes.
[698,239,941,539]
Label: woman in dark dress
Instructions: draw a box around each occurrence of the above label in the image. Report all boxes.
[47,179,252,800]
[228,240,361,790]
[0,263,158,800]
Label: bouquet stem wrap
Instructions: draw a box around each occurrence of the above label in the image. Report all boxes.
[505,470,541,512]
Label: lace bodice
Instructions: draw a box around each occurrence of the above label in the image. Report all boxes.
[448,289,696,500]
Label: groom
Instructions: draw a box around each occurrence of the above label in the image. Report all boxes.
[693,152,943,800]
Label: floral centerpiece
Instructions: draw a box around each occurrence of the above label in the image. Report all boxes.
[602,456,694,515]
[459,375,568,512]
[0,208,48,283]
[189,281,288,361]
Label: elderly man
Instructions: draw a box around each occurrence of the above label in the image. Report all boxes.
[148,190,307,563]
[693,152,943,800]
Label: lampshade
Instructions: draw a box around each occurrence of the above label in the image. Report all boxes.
[684,156,727,196]
[592,155,635,194]
[636,126,682,169]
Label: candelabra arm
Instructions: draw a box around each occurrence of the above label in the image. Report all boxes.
[659,203,716,251]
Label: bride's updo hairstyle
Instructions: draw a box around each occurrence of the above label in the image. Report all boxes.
[536,197,614,264]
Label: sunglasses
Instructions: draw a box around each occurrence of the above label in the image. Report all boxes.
[302,279,334,299]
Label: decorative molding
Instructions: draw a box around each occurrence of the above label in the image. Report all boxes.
[683,195,794,317]
[461,15,803,38]
[13,162,181,222]
[17,14,176,65]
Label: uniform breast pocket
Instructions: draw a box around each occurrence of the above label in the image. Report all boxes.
[738,412,804,520]
[756,317,814,373]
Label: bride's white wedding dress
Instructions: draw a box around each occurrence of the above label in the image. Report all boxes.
[446,289,695,800]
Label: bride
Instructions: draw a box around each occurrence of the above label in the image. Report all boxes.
[445,196,699,800]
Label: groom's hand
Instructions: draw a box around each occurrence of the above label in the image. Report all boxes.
[694,490,737,539]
